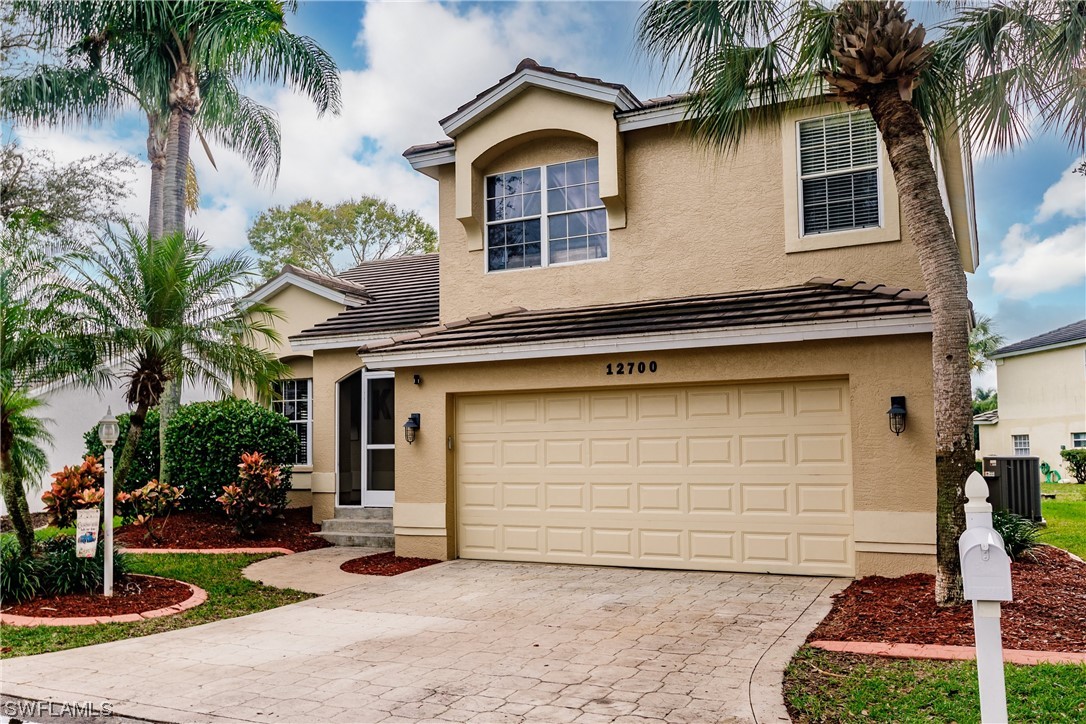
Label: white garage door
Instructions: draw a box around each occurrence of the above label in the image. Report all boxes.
[455,380,854,576]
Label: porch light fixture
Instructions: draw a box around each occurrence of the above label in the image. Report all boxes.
[413,374,423,386]
[887,396,907,436]
[403,413,421,444]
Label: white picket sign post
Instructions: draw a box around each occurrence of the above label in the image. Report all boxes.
[98,408,120,597]
[959,471,1012,724]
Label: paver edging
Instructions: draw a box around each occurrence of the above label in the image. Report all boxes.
[120,546,295,555]
[0,576,208,627]
[809,639,1086,665]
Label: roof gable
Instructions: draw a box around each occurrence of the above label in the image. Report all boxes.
[439,58,640,137]
[244,265,372,309]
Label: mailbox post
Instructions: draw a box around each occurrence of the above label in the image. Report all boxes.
[959,471,1012,724]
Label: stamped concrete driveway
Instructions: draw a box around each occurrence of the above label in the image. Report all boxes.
[1,560,842,724]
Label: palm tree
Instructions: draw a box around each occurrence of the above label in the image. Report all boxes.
[2,3,285,239]
[0,235,102,556]
[640,0,1083,604]
[64,225,288,490]
[969,314,1005,374]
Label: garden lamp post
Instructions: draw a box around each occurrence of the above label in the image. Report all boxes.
[98,408,120,596]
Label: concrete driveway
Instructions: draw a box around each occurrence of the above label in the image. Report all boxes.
[0,560,842,724]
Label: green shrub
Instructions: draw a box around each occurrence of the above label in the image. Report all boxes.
[40,455,104,527]
[40,535,129,596]
[1060,448,1086,485]
[84,409,160,491]
[164,399,295,512]
[0,538,43,604]
[217,451,290,537]
[992,510,1041,561]
[0,537,129,604]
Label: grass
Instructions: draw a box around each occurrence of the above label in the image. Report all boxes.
[1041,482,1086,558]
[785,646,1086,723]
[0,517,124,544]
[0,553,313,659]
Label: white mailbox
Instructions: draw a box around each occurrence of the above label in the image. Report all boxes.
[958,527,1013,602]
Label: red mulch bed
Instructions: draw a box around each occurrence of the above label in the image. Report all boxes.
[810,545,1086,652]
[114,507,331,552]
[1,575,191,617]
[340,551,441,576]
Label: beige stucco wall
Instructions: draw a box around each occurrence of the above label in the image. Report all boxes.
[254,285,347,361]
[979,344,1086,476]
[436,90,974,322]
[381,333,936,577]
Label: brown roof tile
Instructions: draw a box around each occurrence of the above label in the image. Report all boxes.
[357,279,930,356]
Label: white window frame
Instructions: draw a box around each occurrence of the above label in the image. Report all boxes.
[273,378,312,467]
[484,156,609,274]
[797,110,884,238]
[1012,434,1030,456]
[1072,432,1086,449]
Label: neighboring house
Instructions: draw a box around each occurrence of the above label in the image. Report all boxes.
[974,320,1086,478]
[246,59,980,579]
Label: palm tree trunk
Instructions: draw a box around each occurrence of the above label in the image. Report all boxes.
[147,118,167,239]
[158,378,180,485]
[0,428,35,557]
[163,64,200,235]
[115,401,149,492]
[867,86,973,607]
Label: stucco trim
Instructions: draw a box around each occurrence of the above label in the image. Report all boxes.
[855,542,937,555]
[311,472,336,494]
[243,273,365,309]
[442,68,639,137]
[362,314,933,368]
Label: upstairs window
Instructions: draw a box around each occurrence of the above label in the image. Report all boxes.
[798,111,880,235]
[486,157,607,272]
[272,378,311,466]
[1012,434,1030,457]
[1072,432,1086,448]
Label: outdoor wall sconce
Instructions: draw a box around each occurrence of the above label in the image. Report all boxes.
[887,396,907,436]
[413,374,423,386]
[403,413,421,444]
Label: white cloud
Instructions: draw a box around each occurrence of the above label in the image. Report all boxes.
[1036,158,1086,222]
[989,222,1086,299]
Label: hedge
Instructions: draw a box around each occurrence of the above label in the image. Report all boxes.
[164,399,296,512]
[84,409,160,492]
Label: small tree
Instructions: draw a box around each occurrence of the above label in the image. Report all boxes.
[1061,449,1086,485]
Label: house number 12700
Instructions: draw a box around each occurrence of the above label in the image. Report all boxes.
[606,361,657,375]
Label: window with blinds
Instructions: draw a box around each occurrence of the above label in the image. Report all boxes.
[798,111,880,235]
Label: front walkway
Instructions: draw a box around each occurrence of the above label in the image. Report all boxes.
[1,559,843,723]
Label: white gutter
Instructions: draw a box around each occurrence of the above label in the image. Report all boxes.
[991,338,1086,360]
[289,327,425,352]
[360,314,933,369]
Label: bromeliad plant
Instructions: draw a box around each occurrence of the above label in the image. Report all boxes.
[116,479,185,543]
[217,451,289,538]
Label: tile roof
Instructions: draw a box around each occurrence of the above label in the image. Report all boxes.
[992,319,1086,357]
[278,264,372,302]
[438,58,635,127]
[402,139,454,158]
[293,254,439,339]
[973,410,999,424]
[357,277,930,355]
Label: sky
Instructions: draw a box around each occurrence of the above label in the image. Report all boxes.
[10,0,1085,392]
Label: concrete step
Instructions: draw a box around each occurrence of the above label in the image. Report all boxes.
[313,531,395,548]
[320,518,394,534]
[332,507,393,520]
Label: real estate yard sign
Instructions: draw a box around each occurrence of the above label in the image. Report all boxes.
[76,508,101,558]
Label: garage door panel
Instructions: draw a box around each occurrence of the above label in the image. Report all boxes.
[456,380,854,576]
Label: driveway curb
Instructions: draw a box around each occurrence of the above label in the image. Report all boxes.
[809,639,1086,665]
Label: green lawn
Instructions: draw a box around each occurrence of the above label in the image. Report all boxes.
[1041,483,1086,558]
[0,516,123,544]
[786,647,1086,723]
[0,553,312,658]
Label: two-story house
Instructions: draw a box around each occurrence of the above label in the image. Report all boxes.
[975,320,1086,477]
[246,60,979,579]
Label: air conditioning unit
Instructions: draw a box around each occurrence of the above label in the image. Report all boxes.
[981,456,1043,523]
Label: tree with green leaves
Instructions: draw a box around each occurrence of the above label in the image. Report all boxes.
[640,0,1083,604]
[1,234,103,557]
[64,226,289,491]
[969,314,1006,374]
[972,387,998,415]
[248,197,439,280]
